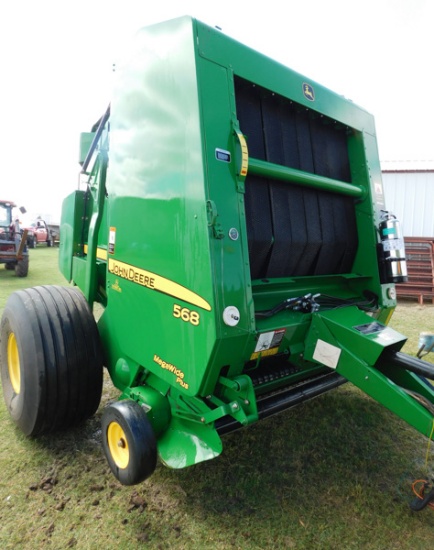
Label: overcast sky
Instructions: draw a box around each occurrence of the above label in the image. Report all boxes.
[1,0,432,221]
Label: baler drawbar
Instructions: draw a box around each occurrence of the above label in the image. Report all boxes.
[1,16,433,509]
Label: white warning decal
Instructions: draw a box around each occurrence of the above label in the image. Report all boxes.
[313,339,342,369]
[108,227,116,254]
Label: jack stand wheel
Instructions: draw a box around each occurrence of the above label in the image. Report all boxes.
[102,400,157,485]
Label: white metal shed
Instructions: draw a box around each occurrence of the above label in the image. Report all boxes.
[381,161,434,238]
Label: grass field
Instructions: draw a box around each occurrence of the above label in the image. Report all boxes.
[1,248,434,549]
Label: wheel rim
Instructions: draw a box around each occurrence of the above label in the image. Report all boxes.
[107,421,129,469]
[7,332,21,394]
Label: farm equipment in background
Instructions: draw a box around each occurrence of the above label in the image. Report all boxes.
[0,200,29,277]
[1,17,434,508]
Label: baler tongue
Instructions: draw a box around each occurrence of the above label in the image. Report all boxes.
[381,349,434,383]
[304,306,434,437]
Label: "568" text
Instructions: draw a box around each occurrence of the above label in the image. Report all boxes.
[173,304,200,326]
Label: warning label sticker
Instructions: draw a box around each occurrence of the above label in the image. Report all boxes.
[108,227,116,254]
[250,329,285,360]
[313,339,342,369]
[354,322,385,335]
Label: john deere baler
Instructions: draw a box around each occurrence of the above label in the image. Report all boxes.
[2,16,434,496]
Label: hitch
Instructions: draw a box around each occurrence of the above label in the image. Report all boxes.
[410,480,434,512]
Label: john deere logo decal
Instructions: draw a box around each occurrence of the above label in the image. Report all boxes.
[303,83,315,101]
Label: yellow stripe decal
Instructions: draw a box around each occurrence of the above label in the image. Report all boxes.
[108,258,211,312]
[250,348,279,361]
[83,245,108,261]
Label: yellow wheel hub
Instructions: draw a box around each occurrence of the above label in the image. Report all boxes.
[107,421,129,469]
[7,332,21,395]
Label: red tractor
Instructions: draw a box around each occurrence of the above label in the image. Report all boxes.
[0,200,29,277]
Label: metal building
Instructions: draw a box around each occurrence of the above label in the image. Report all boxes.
[382,160,434,238]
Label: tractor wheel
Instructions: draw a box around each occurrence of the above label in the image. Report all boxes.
[15,256,29,277]
[5,262,15,270]
[0,285,103,436]
[47,238,53,247]
[27,236,36,249]
[102,400,157,485]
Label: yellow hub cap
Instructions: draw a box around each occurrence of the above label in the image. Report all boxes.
[7,332,21,395]
[107,422,129,469]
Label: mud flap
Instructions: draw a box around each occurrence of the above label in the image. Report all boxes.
[157,417,223,469]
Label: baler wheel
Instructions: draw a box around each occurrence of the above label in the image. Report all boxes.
[0,285,103,435]
[102,400,157,485]
[6,332,21,394]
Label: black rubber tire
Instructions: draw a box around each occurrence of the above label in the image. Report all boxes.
[47,238,53,247]
[5,262,15,270]
[15,256,29,277]
[0,285,103,436]
[101,400,157,485]
[405,388,434,416]
[27,236,36,249]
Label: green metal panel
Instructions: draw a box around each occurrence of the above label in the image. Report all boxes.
[79,132,95,165]
[59,190,86,281]
[98,17,217,396]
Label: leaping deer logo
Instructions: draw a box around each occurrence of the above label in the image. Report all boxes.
[303,83,315,101]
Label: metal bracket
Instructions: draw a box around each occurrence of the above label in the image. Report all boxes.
[206,200,224,239]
